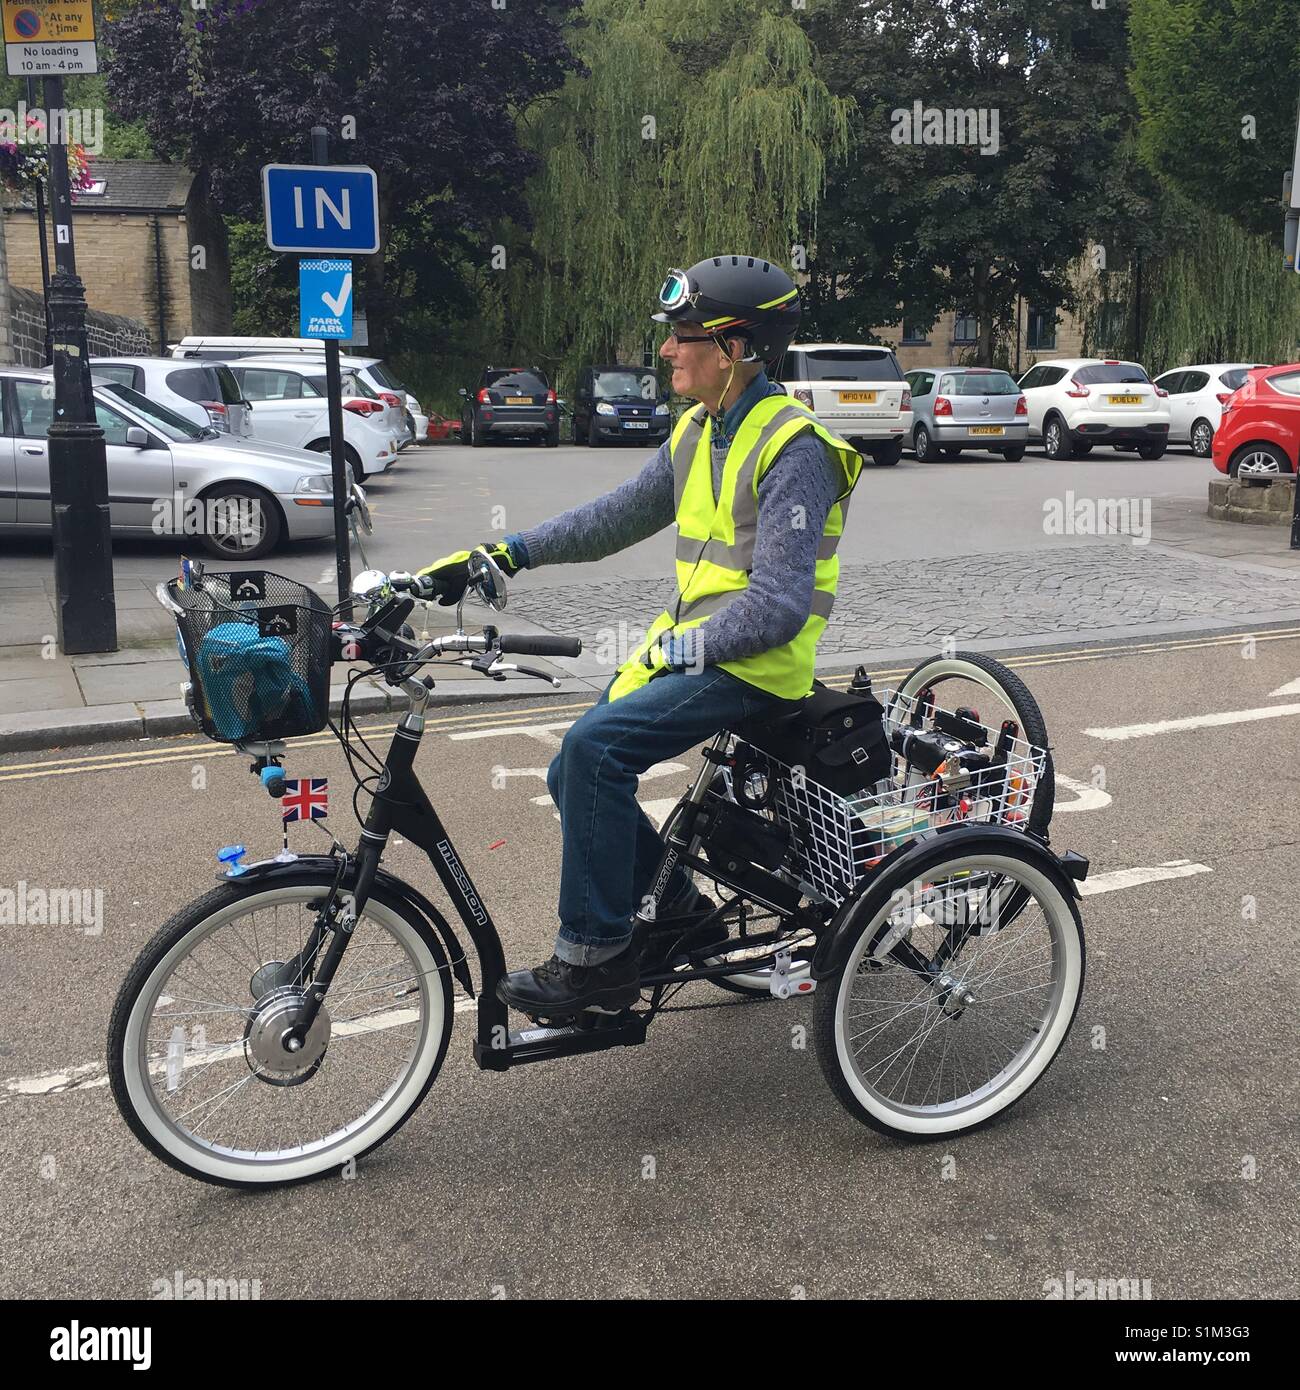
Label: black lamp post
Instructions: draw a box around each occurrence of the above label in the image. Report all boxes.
[43,74,116,654]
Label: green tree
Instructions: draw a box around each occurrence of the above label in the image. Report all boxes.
[102,0,578,355]
[799,0,1138,366]
[1129,0,1300,237]
[504,0,850,383]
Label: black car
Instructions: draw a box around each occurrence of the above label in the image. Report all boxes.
[459,366,559,447]
[573,364,670,446]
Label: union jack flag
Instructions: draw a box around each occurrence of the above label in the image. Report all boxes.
[281,778,329,823]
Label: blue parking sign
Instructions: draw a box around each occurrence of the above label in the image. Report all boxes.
[263,164,380,254]
[300,258,353,339]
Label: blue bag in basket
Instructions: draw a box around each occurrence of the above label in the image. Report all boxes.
[194,621,316,741]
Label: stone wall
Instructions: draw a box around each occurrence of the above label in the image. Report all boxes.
[2,204,230,351]
[4,283,152,367]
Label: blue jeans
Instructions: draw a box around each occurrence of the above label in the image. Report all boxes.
[547,666,784,965]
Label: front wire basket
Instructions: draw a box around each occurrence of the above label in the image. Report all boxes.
[164,570,333,743]
[739,686,1048,906]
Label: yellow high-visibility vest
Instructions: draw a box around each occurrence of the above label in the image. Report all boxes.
[609,394,862,701]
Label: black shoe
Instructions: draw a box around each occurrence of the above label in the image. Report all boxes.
[496,950,641,1016]
[640,896,730,969]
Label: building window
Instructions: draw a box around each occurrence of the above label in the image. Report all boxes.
[901,313,928,345]
[953,311,976,344]
[1026,306,1057,351]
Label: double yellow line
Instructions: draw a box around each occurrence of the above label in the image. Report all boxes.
[2,626,1296,784]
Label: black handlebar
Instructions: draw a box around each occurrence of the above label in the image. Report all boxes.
[497,634,583,658]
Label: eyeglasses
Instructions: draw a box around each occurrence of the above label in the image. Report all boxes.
[662,328,716,346]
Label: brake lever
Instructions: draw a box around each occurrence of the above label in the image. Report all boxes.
[452,657,561,688]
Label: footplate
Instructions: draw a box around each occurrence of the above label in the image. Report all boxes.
[473,1010,647,1070]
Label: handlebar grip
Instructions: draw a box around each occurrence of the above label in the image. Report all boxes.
[497,634,582,658]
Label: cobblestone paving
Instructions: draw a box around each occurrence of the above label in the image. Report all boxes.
[520,543,1300,655]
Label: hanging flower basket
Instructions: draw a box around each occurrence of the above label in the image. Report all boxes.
[0,113,95,196]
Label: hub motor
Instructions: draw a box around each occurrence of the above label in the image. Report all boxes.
[243,986,331,1086]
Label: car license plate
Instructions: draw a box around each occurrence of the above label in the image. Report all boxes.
[624,421,649,429]
[970,425,1004,436]
[838,391,878,404]
[1107,394,1142,405]
[506,396,532,405]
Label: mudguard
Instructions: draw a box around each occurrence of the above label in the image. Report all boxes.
[221,854,475,998]
[810,823,1086,981]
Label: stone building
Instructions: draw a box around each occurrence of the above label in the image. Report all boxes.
[2,159,233,357]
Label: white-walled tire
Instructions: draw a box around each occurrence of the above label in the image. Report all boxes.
[108,877,453,1188]
[814,847,1083,1138]
[894,650,1055,833]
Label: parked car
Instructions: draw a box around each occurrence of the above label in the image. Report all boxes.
[90,356,252,437]
[459,366,559,447]
[169,337,427,448]
[426,412,461,442]
[777,343,910,465]
[0,367,343,559]
[572,364,670,446]
[222,357,400,480]
[1211,363,1300,478]
[1017,358,1170,459]
[1151,362,1269,457]
[904,366,1028,461]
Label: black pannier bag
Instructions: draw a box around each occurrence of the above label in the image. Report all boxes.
[736,666,892,797]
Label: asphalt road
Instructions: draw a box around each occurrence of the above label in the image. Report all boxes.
[0,437,1227,593]
[2,626,1296,1299]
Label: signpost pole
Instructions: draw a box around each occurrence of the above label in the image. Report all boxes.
[43,70,116,653]
[309,126,353,610]
[26,76,53,362]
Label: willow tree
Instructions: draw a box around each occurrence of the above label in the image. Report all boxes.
[505,0,850,383]
[1079,203,1300,372]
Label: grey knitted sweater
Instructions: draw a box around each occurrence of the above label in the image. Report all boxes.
[511,373,844,666]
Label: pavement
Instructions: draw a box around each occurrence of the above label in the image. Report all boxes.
[3,440,1300,751]
[1,627,1297,1299]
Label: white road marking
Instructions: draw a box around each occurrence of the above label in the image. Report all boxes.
[1076,860,1212,896]
[1053,774,1112,812]
[5,859,1210,1100]
[450,720,575,748]
[6,997,478,1099]
[1268,677,1300,697]
[1084,703,1300,740]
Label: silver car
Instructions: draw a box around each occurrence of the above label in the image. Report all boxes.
[0,367,344,559]
[90,356,253,437]
[904,367,1029,461]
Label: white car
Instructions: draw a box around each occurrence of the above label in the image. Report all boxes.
[90,356,253,437]
[1016,357,1170,459]
[221,357,400,481]
[170,336,421,445]
[1151,362,1269,457]
[778,342,910,465]
[0,368,346,559]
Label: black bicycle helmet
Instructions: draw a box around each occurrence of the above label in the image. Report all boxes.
[653,255,801,363]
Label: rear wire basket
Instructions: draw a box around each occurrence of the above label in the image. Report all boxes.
[166,571,332,743]
[735,687,1047,906]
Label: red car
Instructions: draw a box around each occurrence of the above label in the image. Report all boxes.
[1212,364,1300,478]
[426,412,461,443]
